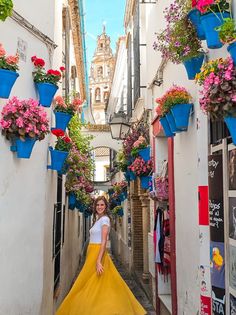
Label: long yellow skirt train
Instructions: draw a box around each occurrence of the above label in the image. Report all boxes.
[56,244,147,315]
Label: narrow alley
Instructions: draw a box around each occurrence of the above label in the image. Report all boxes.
[0,0,236,315]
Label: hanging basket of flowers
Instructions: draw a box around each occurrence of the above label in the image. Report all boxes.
[31,56,65,107]
[48,129,72,171]
[53,95,83,131]
[156,86,193,133]
[0,97,49,158]
[128,157,153,189]
[196,57,236,145]
[153,1,205,80]
[194,0,230,49]
[0,43,19,98]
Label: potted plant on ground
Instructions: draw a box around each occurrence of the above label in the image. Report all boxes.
[196,56,236,144]
[0,43,19,98]
[128,157,153,189]
[48,129,72,171]
[0,96,49,158]
[53,95,83,131]
[31,56,65,107]
[0,0,13,21]
[153,1,205,80]
[194,0,230,49]
[156,86,193,133]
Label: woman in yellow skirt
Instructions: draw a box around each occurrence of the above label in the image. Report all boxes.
[56,196,147,315]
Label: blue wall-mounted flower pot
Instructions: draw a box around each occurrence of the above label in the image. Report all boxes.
[36,82,58,107]
[201,12,230,49]
[47,147,68,172]
[138,147,151,162]
[166,112,182,133]
[129,171,137,181]
[10,137,37,159]
[0,69,19,99]
[227,42,236,66]
[54,111,72,131]
[159,116,175,138]
[117,208,124,217]
[224,116,236,145]
[183,54,204,80]
[68,193,76,210]
[140,176,152,189]
[171,103,193,131]
[188,9,205,40]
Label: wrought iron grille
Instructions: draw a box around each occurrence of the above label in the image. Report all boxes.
[210,120,230,145]
[127,38,132,117]
[133,2,140,107]
[53,175,63,291]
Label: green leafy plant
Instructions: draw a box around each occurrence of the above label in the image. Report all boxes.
[216,18,236,44]
[0,0,13,21]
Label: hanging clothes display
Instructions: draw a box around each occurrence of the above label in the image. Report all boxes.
[154,207,171,280]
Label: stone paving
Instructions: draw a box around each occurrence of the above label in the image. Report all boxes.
[111,256,156,315]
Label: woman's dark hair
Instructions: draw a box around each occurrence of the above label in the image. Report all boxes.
[92,196,111,226]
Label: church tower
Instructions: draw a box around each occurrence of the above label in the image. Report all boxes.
[89,25,115,124]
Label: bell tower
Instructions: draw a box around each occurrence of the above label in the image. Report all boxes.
[89,25,115,124]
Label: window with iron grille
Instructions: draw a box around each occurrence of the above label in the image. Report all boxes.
[53,175,63,292]
[210,120,230,145]
[127,38,132,117]
[133,2,140,107]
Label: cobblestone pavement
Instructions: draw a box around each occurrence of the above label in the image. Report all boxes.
[111,256,156,315]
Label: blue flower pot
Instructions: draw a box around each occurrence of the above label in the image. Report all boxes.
[54,112,72,131]
[48,147,68,172]
[0,69,19,99]
[117,208,124,217]
[227,42,236,66]
[188,9,206,40]
[171,103,193,131]
[129,171,137,181]
[124,171,130,182]
[122,190,128,199]
[140,176,152,189]
[183,54,204,80]
[159,116,175,138]
[201,12,230,49]
[224,116,236,145]
[68,193,76,210]
[138,147,151,162]
[10,137,37,159]
[36,82,58,107]
[118,193,126,202]
[166,112,182,133]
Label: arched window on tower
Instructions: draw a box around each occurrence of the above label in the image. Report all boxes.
[95,88,101,102]
[97,66,103,77]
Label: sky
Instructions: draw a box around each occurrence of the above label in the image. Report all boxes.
[84,0,126,73]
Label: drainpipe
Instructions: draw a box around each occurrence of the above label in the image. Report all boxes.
[168,138,178,315]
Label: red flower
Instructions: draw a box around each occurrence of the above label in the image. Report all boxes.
[47,69,61,77]
[192,0,198,7]
[60,66,66,72]
[63,136,71,143]
[31,55,37,62]
[51,129,65,137]
[34,58,45,67]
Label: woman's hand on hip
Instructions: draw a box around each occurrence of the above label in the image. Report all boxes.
[96,260,104,275]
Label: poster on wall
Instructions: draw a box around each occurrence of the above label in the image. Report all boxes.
[230,294,236,314]
[210,241,225,289]
[208,155,224,242]
[201,295,211,315]
[212,286,225,315]
[229,198,236,240]
[229,149,236,190]
[229,245,236,291]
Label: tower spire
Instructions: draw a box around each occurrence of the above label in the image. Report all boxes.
[102,21,106,34]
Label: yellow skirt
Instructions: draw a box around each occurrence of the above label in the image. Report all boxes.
[56,244,147,315]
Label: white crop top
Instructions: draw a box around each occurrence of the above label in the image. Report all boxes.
[89,216,110,244]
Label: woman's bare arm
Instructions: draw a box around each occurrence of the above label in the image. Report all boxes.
[96,225,109,275]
